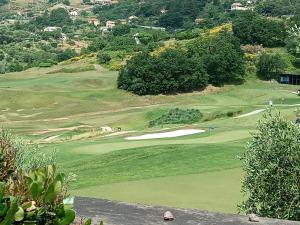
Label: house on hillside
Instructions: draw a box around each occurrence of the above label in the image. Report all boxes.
[128,15,138,23]
[43,26,61,32]
[89,18,100,26]
[69,10,78,17]
[231,2,248,11]
[93,0,112,5]
[106,20,116,29]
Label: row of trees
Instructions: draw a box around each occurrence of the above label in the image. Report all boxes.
[118,31,245,95]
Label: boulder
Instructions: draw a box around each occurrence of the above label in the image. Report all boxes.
[249,214,260,222]
[163,211,174,221]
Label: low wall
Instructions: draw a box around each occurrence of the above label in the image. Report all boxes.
[74,197,300,225]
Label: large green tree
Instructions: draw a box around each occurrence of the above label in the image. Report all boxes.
[188,31,246,86]
[240,112,300,221]
[49,8,72,26]
[256,53,287,80]
[118,48,208,95]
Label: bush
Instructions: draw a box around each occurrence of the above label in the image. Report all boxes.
[149,108,203,127]
[256,53,287,80]
[97,52,111,64]
[239,112,300,221]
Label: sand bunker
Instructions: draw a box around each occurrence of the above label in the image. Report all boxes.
[125,129,205,140]
[235,109,265,118]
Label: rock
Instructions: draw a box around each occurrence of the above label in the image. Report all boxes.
[163,211,174,221]
[249,214,260,222]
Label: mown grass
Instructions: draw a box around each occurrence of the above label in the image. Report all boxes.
[1,59,299,213]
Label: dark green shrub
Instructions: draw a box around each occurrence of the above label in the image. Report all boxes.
[149,108,203,127]
[97,52,111,64]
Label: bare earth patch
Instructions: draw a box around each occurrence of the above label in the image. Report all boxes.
[33,125,92,135]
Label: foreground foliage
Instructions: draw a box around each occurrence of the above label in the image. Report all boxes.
[240,112,300,220]
[0,129,95,225]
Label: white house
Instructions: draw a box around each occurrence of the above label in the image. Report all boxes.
[43,27,61,32]
[94,0,112,5]
[128,15,138,22]
[231,2,248,11]
[69,11,78,17]
[106,20,115,29]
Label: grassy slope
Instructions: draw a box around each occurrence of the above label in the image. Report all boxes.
[1,60,300,213]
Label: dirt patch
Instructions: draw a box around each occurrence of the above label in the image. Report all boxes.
[33,125,92,135]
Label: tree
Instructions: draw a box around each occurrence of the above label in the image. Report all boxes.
[159,12,184,28]
[49,8,72,26]
[256,53,287,80]
[112,25,131,36]
[240,111,300,221]
[118,48,208,95]
[97,52,111,64]
[188,31,246,86]
[232,11,287,47]
[57,48,77,62]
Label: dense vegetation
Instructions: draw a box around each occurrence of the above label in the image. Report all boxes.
[149,108,203,127]
[240,112,300,221]
[118,48,208,95]
[232,11,287,47]
[118,30,246,95]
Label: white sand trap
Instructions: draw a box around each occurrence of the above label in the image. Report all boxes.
[235,109,265,118]
[125,129,205,140]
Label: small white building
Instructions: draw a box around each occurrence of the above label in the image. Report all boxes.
[94,0,112,5]
[128,15,138,22]
[231,2,248,11]
[43,26,61,32]
[69,11,78,17]
[106,20,116,29]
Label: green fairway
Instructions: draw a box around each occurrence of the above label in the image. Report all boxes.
[1,60,299,213]
[73,168,243,213]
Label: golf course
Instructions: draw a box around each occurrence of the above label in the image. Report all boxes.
[0,58,299,213]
